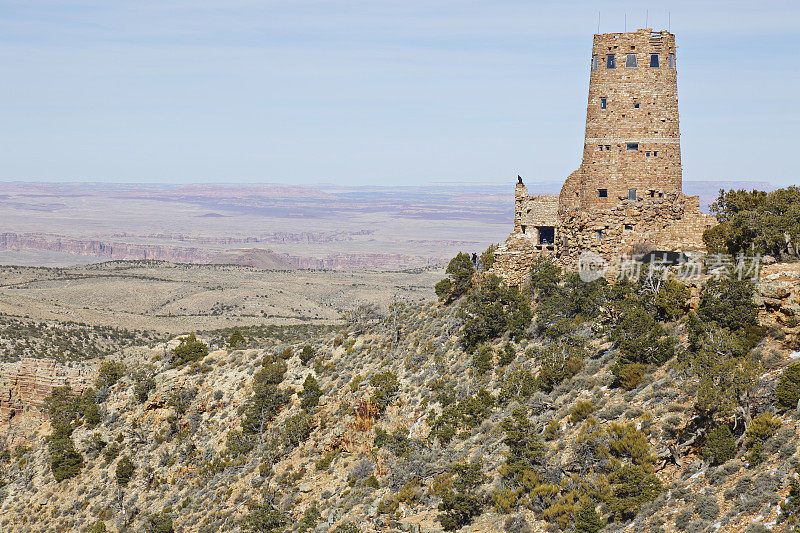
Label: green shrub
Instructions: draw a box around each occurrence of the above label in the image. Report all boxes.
[226,430,256,458]
[777,362,800,411]
[570,401,596,424]
[132,368,156,403]
[243,501,286,533]
[702,426,737,466]
[745,413,781,448]
[300,374,322,410]
[611,362,647,390]
[498,367,537,406]
[242,357,291,434]
[697,278,764,349]
[653,279,690,320]
[459,275,532,352]
[780,473,800,525]
[606,422,654,467]
[527,256,561,299]
[607,464,664,520]
[435,278,453,302]
[499,342,516,366]
[437,462,486,531]
[315,450,339,471]
[574,497,603,533]
[298,503,321,533]
[227,329,245,349]
[116,455,135,486]
[95,361,126,389]
[299,345,315,365]
[501,408,545,491]
[534,344,585,392]
[167,387,198,416]
[369,371,400,416]
[472,345,494,376]
[284,412,315,448]
[144,512,174,533]
[103,442,121,463]
[611,304,675,366]
[48,433,84,482]
[171,333,209,367]
[443,252,476,301]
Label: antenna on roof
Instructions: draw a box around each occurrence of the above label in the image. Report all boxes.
[624,13,627,32]
[646,9,649,28]
[669,11,671,32]
[597,11,600,34]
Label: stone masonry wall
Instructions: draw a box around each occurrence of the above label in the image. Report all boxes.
[576,29,681,211]
[491,29,713,285]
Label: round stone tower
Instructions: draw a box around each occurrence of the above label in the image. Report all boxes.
[563,29,681,212]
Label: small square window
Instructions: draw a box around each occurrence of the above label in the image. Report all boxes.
[645,151,651,157]
[653,151,658,157]
[650,54,659,68]
[626,143,638,151]
[628,188,637,200]
[625,54,637,68]
[633,102,640,109]
[598,189,608,198]
[606,54,616,69]
[605,145,611,150]
[592,55,598,70]
[624,224,633,231]
[600,97,607,109]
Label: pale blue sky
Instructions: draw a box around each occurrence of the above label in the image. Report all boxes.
[1,1,798,186]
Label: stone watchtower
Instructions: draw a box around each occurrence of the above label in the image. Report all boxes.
[492,29,715,286]
[562,29,681,213]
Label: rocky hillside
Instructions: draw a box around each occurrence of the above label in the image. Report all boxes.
[0,262,799,533]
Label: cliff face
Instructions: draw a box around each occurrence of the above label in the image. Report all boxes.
[0,358,93,447]
[0,233,446,270]
[0,233,216,263]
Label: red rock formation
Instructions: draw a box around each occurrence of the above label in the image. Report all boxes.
[0,358,93,446]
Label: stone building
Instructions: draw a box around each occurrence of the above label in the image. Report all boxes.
[493,29,716,286]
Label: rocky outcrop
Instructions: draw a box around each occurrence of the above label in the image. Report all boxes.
[0,358,93,438]
[756,264,800,348]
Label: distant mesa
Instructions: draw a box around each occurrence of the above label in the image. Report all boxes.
[197,212,229,218]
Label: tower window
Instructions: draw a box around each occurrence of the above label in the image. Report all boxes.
[645,151,651,157]
[599,97,607,109]
[653,151,658,157]
[650,54,660,68]
[624,224,633,231]
[598,189,608,198]
[625,54,638,68]
[628,189,637,200]
[606,54,616,69]
[626,143,639,151]
[605,145,611,150]
[597,230,603,242]
[669,53,675,69]
[592,55,598,70]
[521,225,526,234]
[633,102,640,109]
